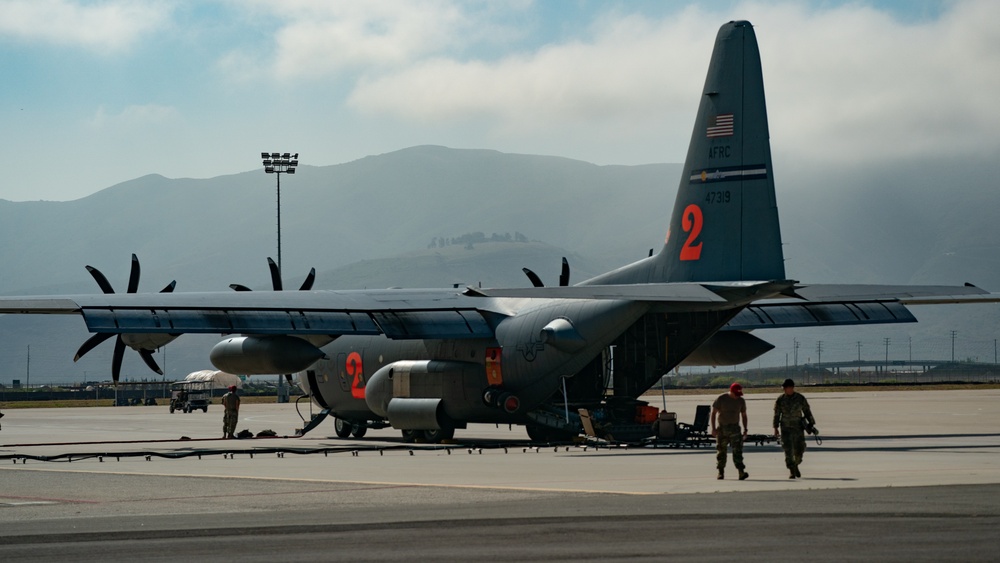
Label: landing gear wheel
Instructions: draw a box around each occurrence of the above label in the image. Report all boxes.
[351,423,368,438]
[334,418,353,438]
[422,427,455,444]
[202,406,208,413]
[401,429,418,443]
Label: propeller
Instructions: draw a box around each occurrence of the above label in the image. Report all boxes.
[74,254,176,384]
[230,257,315,292]
[523,257,570,287]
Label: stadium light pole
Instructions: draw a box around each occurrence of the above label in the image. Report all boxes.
[261,152,298,277]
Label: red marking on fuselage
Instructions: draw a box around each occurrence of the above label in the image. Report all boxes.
[346,351,365,399]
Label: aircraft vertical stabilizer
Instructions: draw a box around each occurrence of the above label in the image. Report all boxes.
[580,21,784,287]
[659,20,784,283]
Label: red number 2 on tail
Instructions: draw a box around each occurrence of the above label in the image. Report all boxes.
[679,204,703,261]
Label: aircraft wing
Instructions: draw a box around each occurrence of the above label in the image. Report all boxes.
[0,282,744,340]
[724,283,1000,331]
[0,281,788,340]
[0,290,499,340]
[0,281,994,338]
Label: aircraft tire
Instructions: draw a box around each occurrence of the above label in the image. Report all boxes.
[422,427,455,444]
[351,423,368,438]
[334,418,353,438]
[401,429,418,443]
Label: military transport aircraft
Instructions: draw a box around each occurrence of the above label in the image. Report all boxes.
[1,21,996,443]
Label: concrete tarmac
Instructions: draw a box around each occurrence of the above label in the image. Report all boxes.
[1,389,999,561]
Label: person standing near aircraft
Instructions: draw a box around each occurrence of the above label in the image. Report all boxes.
[711,382,749,480]
[221,385,240,439]
[773,379,816,479]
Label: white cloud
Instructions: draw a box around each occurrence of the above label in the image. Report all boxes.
[0,0,171,53]
[89,104,180,129]
[340,0,1000,165]
[347,9,713,130]
[748,0,1000,163]
[221,0,484,81]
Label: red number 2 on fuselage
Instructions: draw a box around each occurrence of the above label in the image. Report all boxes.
[679,204,703,261]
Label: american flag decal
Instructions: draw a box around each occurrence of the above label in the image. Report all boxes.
[706,114,734,138]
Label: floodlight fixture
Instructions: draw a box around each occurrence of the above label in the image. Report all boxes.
[261,151,299,277]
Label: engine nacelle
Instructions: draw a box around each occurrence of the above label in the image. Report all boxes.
[385,398,446,430]
[210,335,325,374]
[120,333,179,351]
[680,331,774,366]
[365,360,491,428]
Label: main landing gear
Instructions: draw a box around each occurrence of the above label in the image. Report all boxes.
[334,418,368,439]
[401,427,455,444]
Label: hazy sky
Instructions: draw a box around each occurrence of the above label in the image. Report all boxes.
[2,0,998,202]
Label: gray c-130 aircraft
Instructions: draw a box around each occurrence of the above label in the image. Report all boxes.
[1,20,997,442]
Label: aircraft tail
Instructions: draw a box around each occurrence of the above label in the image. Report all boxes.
[662,20,784,282]
[584,21,784,285]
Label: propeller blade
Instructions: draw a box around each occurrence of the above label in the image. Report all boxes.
[267,257,282,291]
[299,268,316,291]
[86,265,115,294]
[229,284,253,292]
[74,332,115,362]
[559,257,570,287]
[523,267,544,288]
[284,374,294,385]
[138,349,164,375]
[111,337,126,383]
[160,280,177,293]
[126,254,140,293]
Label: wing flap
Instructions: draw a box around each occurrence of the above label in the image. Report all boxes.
[372,310,494,339]
[726,301,916,330]
[83,308,396,336]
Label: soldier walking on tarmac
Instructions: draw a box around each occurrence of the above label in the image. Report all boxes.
[711,382,750,480]
[221,385,240,439]
[773,378,816,478]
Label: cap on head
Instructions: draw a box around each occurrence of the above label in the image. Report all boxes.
[729,382,743,396]
[782,379,795,388]
[228,385,237,391]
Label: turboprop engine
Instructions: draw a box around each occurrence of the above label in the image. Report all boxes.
[365,360,501,430]
[210,335,325,374]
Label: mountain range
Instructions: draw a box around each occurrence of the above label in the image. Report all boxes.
[1,145,998,384]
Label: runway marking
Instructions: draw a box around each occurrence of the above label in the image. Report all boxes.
[0,491,98,505]
[0,466,664,496]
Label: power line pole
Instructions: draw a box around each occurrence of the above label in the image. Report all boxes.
[951,330,958,362]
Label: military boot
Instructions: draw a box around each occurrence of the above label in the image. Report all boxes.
[738,470,749,481]
[793,465,801,478]
[717,469,724,480]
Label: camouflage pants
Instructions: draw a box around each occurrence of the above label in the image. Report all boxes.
[716,424,745,471]
[780,425,806,469]
[223,410,238,436]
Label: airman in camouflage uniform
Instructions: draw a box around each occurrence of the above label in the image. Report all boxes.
[711,382,749,480]
[221,385,240,439]
[773,378,815,479]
